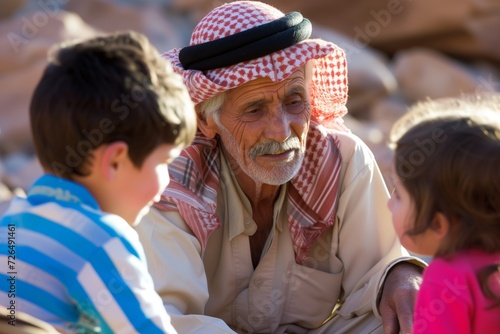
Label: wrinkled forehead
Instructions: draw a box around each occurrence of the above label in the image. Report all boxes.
[190,1,284,45]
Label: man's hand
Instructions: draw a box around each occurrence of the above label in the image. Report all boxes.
[379,262,423,334]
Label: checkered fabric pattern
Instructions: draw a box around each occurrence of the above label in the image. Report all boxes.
[157,1,348,264]
[163,0,348,129]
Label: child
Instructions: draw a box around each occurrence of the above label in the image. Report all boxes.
[0,30,196,333]
[388,94,500,333]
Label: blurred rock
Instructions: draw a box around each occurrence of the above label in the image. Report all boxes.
[265,0,500,64]
[168,0,214,21]
[313,25,398,118]
[344,114,394,185]
[0,161,13,216]
[344,114,383,146]
[66,0,187,54]
[0,187,26,217]
[2,153,42,191]
[0,183,13,217]
[0,0,26,19]
[0,0,189,155]
[470,60,500,95]
[393,48,481,102]
[369,95,408,137]
[0,11,99,154]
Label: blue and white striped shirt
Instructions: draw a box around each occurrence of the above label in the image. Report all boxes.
[0,174,176,333]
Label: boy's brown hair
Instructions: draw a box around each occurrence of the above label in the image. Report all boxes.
[30,30,196,178]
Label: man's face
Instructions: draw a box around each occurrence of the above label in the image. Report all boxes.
[213,68,311,185]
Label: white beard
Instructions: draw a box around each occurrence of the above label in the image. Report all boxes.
[216,121,305,185]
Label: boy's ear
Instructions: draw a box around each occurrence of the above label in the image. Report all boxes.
[100,142,129,179]
[196,105,219,139]
[431,212,450,240]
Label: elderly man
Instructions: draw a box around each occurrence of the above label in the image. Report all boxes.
[136,1,424,333]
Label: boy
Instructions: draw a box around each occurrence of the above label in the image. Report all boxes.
[0,30,196,333]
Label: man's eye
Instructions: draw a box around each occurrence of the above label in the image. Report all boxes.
[240,107,265,122]
[286,98,302,106]
[285,98,305,114]
[243,107,265,116]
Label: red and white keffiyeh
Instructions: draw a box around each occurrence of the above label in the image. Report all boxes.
[157,1,349,264]
[156,123,343,264]
[163,0,348,129]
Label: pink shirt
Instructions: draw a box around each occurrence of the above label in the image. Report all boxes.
[413,249,500,333]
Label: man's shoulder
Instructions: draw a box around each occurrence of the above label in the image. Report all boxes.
[329,129,366,146]
[326,130,376,165]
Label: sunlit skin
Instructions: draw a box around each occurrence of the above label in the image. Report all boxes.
[388,172,444,256]
[74,143,182,226]
[201,67,312,204]
[115,144,182,226]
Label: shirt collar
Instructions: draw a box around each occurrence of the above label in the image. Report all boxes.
[218,153,287,241]
[27,174,99,210]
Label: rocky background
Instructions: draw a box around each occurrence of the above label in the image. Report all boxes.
[1,0,499,215]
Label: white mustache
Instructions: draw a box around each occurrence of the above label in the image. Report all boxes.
[249,137,302,159]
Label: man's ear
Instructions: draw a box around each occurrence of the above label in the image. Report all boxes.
[431,212,450,240]
[196,105,219,139]
[99,141,129,180]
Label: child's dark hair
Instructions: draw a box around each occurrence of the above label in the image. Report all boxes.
[390,94,500,307]
[30,30,196,178]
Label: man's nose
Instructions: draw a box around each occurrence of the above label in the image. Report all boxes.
[266,105,292,142]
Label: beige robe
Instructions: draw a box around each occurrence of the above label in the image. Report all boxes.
[136,131,424,333]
